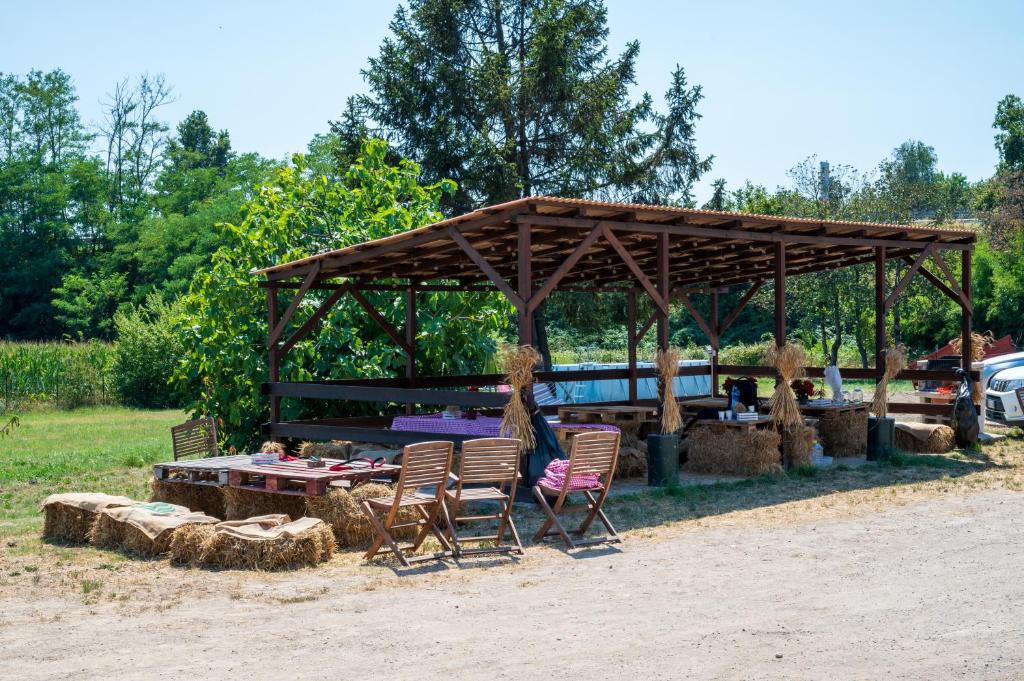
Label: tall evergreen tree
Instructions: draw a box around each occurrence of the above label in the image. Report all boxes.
[337,0,712,212]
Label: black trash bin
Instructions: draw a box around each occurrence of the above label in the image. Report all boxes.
[867,415,895,460]
[646,433,680,486]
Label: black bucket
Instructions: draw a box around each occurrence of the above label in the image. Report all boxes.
[867,416,895,460]
[646,433,680,486]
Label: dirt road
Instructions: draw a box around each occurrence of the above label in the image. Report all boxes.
[2,489,1023,680]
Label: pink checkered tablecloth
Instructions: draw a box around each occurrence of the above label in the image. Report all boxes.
[390,413,619,437]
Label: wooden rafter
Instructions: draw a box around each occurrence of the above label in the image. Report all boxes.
[885,243,936,311]
[600,225,668,315]
[527,224,603,312]
[267,261,321,348]
[279,284,352,357]
[677,293,715,343]
[448,226,525,309]
[349,288,413,355]
[718,281,763,336]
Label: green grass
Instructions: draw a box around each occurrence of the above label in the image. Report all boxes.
[0,406,185,537]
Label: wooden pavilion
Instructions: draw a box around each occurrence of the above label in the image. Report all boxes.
[255,196,976,446]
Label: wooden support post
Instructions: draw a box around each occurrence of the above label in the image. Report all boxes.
[656,232,670,432]
[710,289,720,397]
[875,247,886,380]
[961,249,973,397]
[656,232,670,350]
[774,242,786,347]
[627,290,638,404]
[405,285,417,415]
[267,284,281,430]
[517,221,533,346]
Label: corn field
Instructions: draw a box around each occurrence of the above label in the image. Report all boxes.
[0,341,116,410]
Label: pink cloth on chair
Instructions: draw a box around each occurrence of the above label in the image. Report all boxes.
[537,458,601,491]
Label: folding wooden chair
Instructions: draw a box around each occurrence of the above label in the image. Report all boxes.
[171,417,219,461]
[532,430,621,549]
[361,440,455,567]
[445,437,523,557]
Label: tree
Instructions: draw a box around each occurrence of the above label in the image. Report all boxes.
[0,70,106,339]
[702,178,732,211]
[175,139,509,450]
[345,0,711,211]
[994,94,1024,170]
[341,0,712,366]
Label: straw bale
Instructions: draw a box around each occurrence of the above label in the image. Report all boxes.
[168,523,217,565]
[818,410,868,457]
[199,520,335,570]
[149,478,225,519]
[42,505,97,544]
[299,441,355,459]
[783,424,816,469]
[303,483,418,548]
[222,486,307,521]
[685,426,783,476]
[616,446,647,479]
[895,424,956,454]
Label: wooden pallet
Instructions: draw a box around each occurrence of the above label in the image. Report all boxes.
[228,461,401,496]
[557,405,657,427]
[153,455,251,487]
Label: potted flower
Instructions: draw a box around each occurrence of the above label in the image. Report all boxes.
[790,378,815,405]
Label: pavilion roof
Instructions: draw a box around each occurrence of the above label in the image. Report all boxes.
[255,196,975,291]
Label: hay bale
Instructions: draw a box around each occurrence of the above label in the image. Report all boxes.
[299,441,355,459]
[222,486,307,521]
[199,517,335,570]
[40,493,134,544]
[818,410,868,457]
[783,424,816,469]
[616,446,647,479]
[150,478,225,519]
[169,523,217,565]
[304,483,417,548]
[90,504,218,558]
[88,510,126,550]
[894,423,956,454]
[684,425,783,477]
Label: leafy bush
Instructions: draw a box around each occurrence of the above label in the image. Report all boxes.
[175,139,510,451]
[0,341,114,410]
[111,296,185,408]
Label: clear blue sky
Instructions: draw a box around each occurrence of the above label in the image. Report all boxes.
[3,0,1022,202]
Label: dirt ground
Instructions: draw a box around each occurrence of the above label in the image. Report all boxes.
[2,479,1023,680]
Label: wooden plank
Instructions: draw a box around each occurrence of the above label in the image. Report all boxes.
[525,214,973,251]
[278,284,351,357]
[774,242,786,345]
[885,243,936,311]
[718,281,762,336]
[263,382,509,407]
[715,364,979,381]
[875,246,886,381]
[929,250,972,310]
[448,226,525,309]
[677,293,715,343]
[267,261,321,348]
[601,225,668,315]
[349,288,413,355]
[518,221,533,345]
[527,224,603,312]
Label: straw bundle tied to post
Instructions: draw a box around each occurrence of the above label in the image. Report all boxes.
[655,347,683,434]
[951,331,994,363]
[870,346,907,418]
[765,343,805,428]
[499,344,540,450]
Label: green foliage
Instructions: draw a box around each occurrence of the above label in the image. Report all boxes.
[176,139,509,450]
[0,341,114,410]
[994,94,1024,170]
[342,0,711,211]
[110,295,185,408]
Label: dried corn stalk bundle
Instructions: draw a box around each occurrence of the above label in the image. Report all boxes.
[498,344,540,450]
[869,346,907,418]
[764,343,805,428]
[655,347,683,434]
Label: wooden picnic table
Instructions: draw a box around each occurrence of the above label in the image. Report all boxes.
[798,401,870,415]
[557,405,657,429]
[228,459,401,496]
[911,390,954,424]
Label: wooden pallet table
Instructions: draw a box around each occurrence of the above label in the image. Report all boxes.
[911,391,954,425]
[153,455,252,487]
[693,417,775,432]
[557,405,657,428]
[228,460,401,496]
